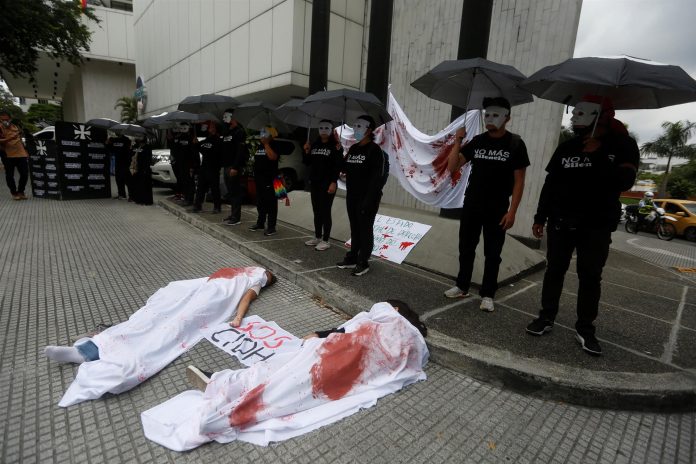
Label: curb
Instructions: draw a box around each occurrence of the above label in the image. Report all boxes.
[159,199,696,412]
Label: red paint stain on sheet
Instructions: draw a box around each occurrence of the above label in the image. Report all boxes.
[394,131,403,151]
[399,241,415,251]
[208,267,251,281]
[431,135,461,186]
[229,383,266,429]
[310,324,376,400]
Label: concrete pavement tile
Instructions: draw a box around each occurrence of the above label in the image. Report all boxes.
[672,330,696,369]
[678,303,696,331]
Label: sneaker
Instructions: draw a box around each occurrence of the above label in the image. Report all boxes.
[444,286,470,299]
[315,240,330,251]
[18,193,27,200]
[249,224,264,231]
[11,194,20,201]
[305,238,320,246]
[526,318,554,336]
[336,259,357,269]
[263,228,277,236]
[351,264,370,276]
[223,219,241,226]
[480,297,495,312]
[186,365,211,391]
[575,332,602,356]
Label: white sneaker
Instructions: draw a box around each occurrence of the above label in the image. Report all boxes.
[480,297,495,312]
[315,240,330,251]
[305,238,320,246]
[444,286,469,298]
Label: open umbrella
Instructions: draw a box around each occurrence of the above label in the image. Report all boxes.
[111,123,148,137]
[85,118,121,129]
[411,58,533,109]
[520,56,696,109]
[299,89,392,128]
[233,101,289,132]
[143,111,218,129]
[177,94,240,117]
[274,98,325,128]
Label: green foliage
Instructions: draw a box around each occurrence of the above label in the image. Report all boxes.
[620,197,640,205]
[559,125,574,144]
[667,160,696,199]
[26,103,62,128]
[0,0,99,78]
[114,96,138,123]
[637,171,664,185]
[640,120,696,195]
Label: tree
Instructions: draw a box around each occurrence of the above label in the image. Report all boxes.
[558,125,574,144]
[0,86,23,119]
[26,103,63,128]
[666,160,696,199]
[114,96,138,123]
[640,120,696,196]
[0,1,99,78]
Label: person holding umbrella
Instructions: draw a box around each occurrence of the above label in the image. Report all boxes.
[106,130,132,200]
[192,120,223,214]
[170,122,197,206]
[303,120,342,251]
[220,109,248,226]
[130,133,154,205]
[526,96,639,356]
[249,126,281,236]
[443,97,530,312]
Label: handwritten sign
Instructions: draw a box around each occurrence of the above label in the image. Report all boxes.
[346,214,432,264]
[203,316,302,366]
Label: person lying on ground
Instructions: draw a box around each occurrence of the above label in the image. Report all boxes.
[44,267,276,407]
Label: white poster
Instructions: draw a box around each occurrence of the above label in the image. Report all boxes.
[345,214,432,264]
[204,316,302,366]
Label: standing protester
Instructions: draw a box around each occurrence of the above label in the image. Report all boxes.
[249,126,281,236]
[303,120,342,251]
[130,135,153,205]
[526,96,639,356]
[0,111,29,200]
[336,115,385,276]
[220,109,248,226]
[444,97,530,312]
[192,121,222,214]
[171,122,197,206]
[106,131,132,200]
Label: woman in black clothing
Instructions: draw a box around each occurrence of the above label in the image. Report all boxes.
[249,126,281,236]
[130,136,153,205]
[303,120,342,251]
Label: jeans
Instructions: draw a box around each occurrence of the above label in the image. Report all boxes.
[76,340,100,361]
[3,156,28,195]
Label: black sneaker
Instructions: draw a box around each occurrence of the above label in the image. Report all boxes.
[224,219,241,226]
[575,332,602,356]
[336,259,357,269]
[264,228,277,236]
[526,318,554,336]
[351,264,370,276]
[249,224,264,231]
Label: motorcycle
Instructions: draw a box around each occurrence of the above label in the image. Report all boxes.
[624,204,677,240]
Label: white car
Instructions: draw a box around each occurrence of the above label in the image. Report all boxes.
[151,149,176,185]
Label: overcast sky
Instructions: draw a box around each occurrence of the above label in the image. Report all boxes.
[562,0,696,144]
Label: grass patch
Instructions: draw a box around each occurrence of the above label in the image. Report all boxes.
[620,197,640,205]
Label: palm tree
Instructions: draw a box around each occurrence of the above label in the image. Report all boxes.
[114,96,138,123]
[640,120,696,196]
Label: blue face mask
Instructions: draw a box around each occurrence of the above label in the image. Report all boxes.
[353,129,365,141]
[353,119,370,141]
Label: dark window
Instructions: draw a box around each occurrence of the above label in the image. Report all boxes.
[663,202,686,215]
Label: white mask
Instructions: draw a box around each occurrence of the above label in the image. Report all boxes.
[259,129,270,139]
[571,102,601,127]
[483,106,509,130]
[318,124,332,136]
[1,120,10,127]
[223,112,233,124]
[352,119,370,141]
[200,124,208,132]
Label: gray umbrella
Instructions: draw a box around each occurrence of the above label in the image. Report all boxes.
[233,101,290,132]
[520,56,696,109]
[411,58,533,109]
[274,98,325,128]
[177,94,240,117]
[111,123,148,136]
[85,118,121,129]
[299,89,392,127]
[143,111,218,129]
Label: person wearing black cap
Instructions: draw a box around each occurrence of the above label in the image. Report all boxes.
[220,109,248,226]
[445,97,530,312]
[336,115,385,276]
[525,96,639,356]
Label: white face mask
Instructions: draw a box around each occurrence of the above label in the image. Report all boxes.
[571,102,601,127]
[200,124,208,132]
[318,124,332,136]
[483,106,509,130]
[223,112,233,124]
[352,119,370,141]
[1,120,10,127]
[259,129,270,139]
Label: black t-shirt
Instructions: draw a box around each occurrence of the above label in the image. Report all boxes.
[198,135,222,171]
[535,133,639,229]
[304,139,342,185]
[343,141,384,204]
[107,136,131,167]
[133,143,152,174]
[221,125,248,170]
[253,140,281,180]
[460,131,530,207]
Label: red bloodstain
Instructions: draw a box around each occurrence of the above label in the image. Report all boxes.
[394,131,403,151]
[382,234,392,238]
[229,383,266,429]
[399,241,415,251]
[431,134,461,186]
[310,324,376,400]
[380,244,389,250]
[208,267,250,280]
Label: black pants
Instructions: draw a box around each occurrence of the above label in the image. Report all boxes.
[254,178,277,229]
[224,171,242,222]
[132,171,153,205]
[3,157,28,195]
[456,204,507,298]
[182,168,195,203]
[195,168,221,210]
[310,183,336,241]
[539,223,612,336]
[345,194,379,266]
[114,164,131,198]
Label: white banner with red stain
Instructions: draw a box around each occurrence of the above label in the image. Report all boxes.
[204,316,302,367]
[345,213,432,264]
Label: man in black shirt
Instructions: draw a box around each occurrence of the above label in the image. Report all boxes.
[170,122,196,206]
[221,109,248,226]
[445,97,530,312]
[526,96,639,356]
[106,132,132,200]
[192,121,222,214]
[249,126,281,236]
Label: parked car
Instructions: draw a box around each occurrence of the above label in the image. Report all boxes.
[655,199,696,241]
[151,149,176,185]
[249,137,308,192]
[33,126,55,140]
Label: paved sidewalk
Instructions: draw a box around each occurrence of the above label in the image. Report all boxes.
[0,194,694,463]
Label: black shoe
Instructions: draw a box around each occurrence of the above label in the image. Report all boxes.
[351,263,370,276]
[264,228,277,236]
[336,259,357,269]
[526,318,554,336]
[249,224,264,231]
[223,218,241,226]
[575,332,602,356]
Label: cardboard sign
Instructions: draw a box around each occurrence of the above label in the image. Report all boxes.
[346,214,432,264]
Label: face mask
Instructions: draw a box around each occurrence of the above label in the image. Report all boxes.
[223,113,233,124]
[318,124,332,136]
[483,106,509,130]
[571,102,601,128]
[1,120,10,127]
[259,129,269,139]
[353,119,370,141]
[178,123,190,133]
[200,124,208,132]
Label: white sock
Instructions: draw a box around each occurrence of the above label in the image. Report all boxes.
[44,346,85,364]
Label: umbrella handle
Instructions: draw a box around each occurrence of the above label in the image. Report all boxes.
[589,95,605,138]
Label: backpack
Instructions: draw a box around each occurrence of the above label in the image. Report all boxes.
[380,150,390,188]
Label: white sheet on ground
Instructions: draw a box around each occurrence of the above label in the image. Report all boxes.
[58,267,268,407]
[141,302,429,450]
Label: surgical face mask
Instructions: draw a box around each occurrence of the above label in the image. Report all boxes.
[352,119,371,141]
[223,113,233,124]
[318,124,332,136]
[571,102,601,127]
[483,106,509,130]
[200,124,208,132]
[259,129,270,139]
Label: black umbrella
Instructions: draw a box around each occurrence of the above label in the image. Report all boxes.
[85,118,121,129]
[111,123,147,136]
[177,94,240,117]
[274,98,325,128]
[411,58,533,109]
[143,110,218,129]
[299,89,392,127]
[233,101,289,132]
[520,56,696,109]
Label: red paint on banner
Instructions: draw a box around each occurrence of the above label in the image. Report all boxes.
[310,324,376,400]
[380,244,389,251]
[229,383,266,429]
[208,267,249,280]
[399,241,415,251]
[394,131,403,151]
[382,234,392,239]
[431,134,461,186]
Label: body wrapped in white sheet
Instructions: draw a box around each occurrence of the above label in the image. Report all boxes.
[141,302,429,450]
[59,267,268,407]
